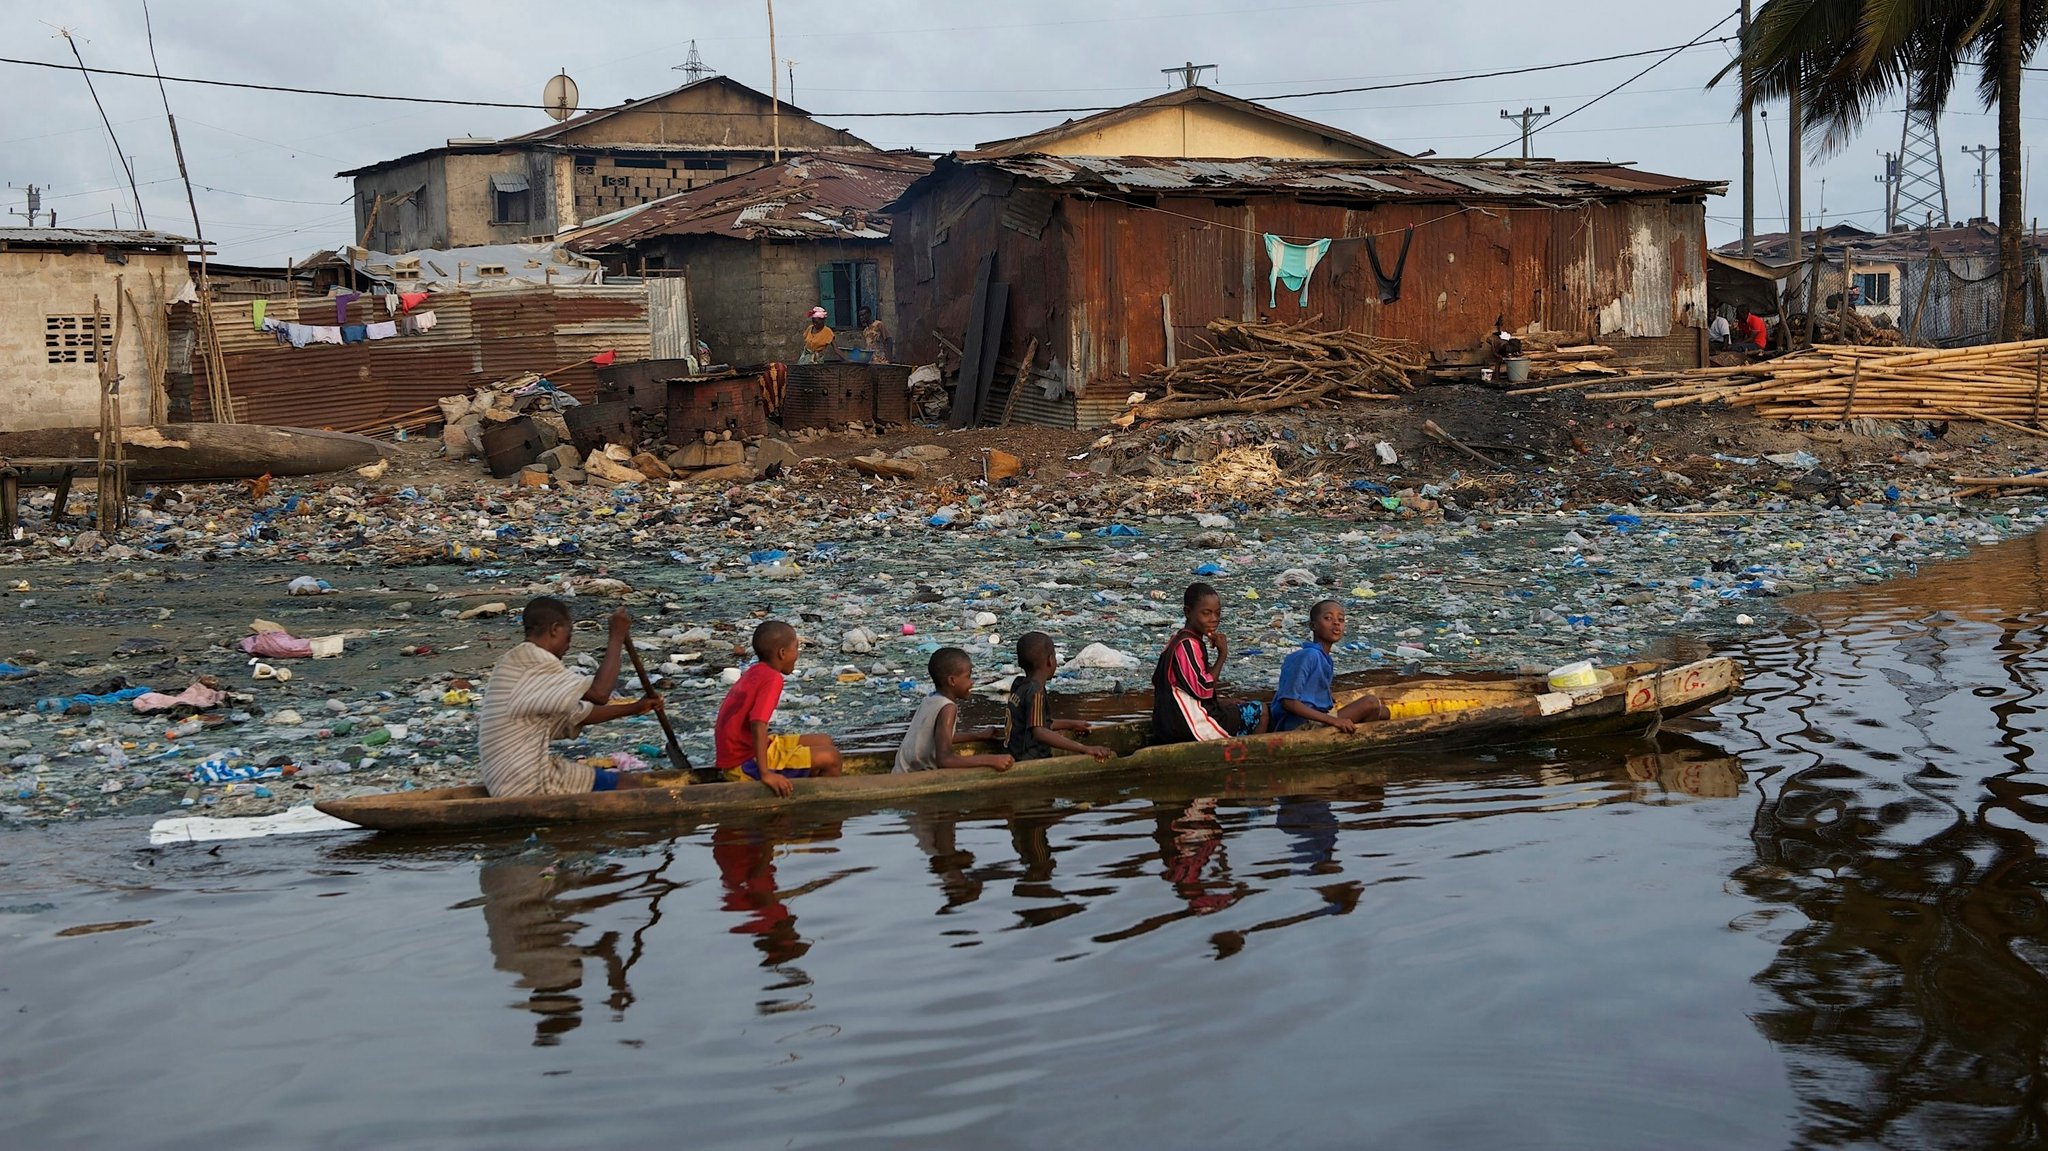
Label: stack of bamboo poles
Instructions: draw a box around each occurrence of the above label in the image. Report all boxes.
[1535,338,2048,429]
[1128,317,1421,421]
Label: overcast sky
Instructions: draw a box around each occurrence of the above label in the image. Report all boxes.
[1,0,2039,266]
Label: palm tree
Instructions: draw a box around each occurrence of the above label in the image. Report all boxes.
[1720,0,2046,341]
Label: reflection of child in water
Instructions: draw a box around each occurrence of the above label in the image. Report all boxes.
[712,826,809,966]
[1160,798,1245,914]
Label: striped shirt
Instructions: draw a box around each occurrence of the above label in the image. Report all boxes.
[478,642,596,797]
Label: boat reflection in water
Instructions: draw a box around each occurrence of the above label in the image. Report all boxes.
[1711,529,2048,1148]
[468,739,1755,1040]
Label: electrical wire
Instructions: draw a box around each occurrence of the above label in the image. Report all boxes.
[1476,11,1738,158]
[0,36,1739,121]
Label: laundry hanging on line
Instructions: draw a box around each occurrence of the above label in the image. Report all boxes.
[1364,227,1414,305]
[1264,234,1333,308]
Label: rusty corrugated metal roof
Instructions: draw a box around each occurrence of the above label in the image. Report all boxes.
[892,155,1724,209]
[564,152,932,252]
[1722,221,2041,265]
[0,227,195,249]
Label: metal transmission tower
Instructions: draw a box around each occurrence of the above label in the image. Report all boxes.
[1895,101,1950,230]
[674,41,717,83]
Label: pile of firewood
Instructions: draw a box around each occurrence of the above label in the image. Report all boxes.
[1124,317,1421,422]
[1515,330,1624,380]
[1567,337,2048,427]
[1789,309,1904,347]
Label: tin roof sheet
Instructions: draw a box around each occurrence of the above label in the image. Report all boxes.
[892,154,1724,210]
[563,152,932,251]
[0,227,196,248]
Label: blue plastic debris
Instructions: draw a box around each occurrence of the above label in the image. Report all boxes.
[1350,480,1391,495]
[1094,524,1141,537]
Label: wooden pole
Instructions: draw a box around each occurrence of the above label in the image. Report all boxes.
[1161,294,1176,369]
[765,0,781,163]
[998,337,1037,428]
[144,2,234,423]
[1843,359,1859,420]
[2034,349,2042,427]
[1908,245,1939,343]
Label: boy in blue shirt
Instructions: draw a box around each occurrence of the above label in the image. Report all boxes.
[1272,600,1389,733]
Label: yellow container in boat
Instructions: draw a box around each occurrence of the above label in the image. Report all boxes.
[1548,661,1601,690]
[1385,697,1482,720]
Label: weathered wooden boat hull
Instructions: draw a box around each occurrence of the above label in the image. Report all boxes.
[0,424,391,481]
[317,658,1740,834]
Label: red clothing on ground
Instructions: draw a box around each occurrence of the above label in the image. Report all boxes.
[1740,313,1768,350]
[714,662,785,769]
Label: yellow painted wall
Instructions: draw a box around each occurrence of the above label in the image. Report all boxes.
[0,248,182,432]
[1032,104,1377,159]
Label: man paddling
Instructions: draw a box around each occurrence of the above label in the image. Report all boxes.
[479,598,664,796]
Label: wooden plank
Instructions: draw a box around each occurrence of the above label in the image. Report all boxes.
[1161,293,1176,369]
[947,252,996,430]
[966,283,1008,427]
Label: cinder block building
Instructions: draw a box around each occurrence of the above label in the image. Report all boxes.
[0,229,190,433]
[339,77,875,253]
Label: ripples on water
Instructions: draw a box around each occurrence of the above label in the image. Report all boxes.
[10,533,2048,1147]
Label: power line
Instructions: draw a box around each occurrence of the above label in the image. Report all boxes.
[0,36,1738,121]
[1475,11,1738,158]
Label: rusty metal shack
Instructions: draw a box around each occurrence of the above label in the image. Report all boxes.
[565,152,932,368]
[888,155,1726,427]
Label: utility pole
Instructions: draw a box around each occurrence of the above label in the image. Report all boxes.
[1740,0,1755,256]
[1788,79,1803,262]
[1500,106,1553,160]
[785,58,798,107]
[1875,153,1900,232]
[765,0,780,162]
[1962,143,1994,224]
[1161,61,1217,89]
[7,183,54,227]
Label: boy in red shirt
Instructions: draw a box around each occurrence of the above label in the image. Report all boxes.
[714,620,844,796]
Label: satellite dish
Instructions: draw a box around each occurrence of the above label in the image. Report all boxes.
[542,72,580,122]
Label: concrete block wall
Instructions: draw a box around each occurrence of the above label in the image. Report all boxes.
[0,249,181,433]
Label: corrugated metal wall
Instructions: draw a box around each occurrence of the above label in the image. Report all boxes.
[193,285,651,429]
[892,174,1712,427]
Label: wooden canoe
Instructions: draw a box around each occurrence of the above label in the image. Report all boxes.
[316,657,1740,834]
[0,423,391,481]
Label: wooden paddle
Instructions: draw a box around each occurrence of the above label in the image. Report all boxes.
[623,635,720,784]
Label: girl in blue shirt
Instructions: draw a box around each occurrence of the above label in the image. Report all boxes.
[1272,600,1390,733]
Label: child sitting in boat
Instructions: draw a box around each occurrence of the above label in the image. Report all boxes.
[714,620,844,796]
[478,597,664,797]
[1007,632,1115,761]
[894,647,1016,773]
[1151,582,1269,745]
[1272,600,1389,733]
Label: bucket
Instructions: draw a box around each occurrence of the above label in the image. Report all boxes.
[1547,661,1614,691]
[1503,356,1532,384]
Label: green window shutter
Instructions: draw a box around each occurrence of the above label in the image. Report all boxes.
[816,265,839,327]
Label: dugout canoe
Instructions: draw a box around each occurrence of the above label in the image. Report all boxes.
[316,656,1741,834]
[0,423,391,481]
